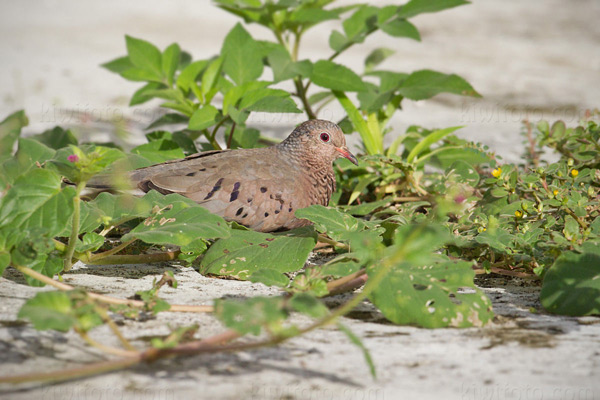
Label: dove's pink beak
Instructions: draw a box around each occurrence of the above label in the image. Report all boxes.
[335,146,358,165]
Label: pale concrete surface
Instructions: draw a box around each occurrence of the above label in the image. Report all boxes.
[1,1,600,399]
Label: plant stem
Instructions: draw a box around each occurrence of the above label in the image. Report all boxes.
[11,264,214,313]
[76,329,138,358]
[85,250,181,265]
[226,122,236,149]
[64,181,85,272]
[564,207,588,230]
[89,239,137,262]
[317,234,349,250]
[0,330,240,385]
[93,305,137,351]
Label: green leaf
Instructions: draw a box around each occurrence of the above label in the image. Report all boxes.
[0,251,10,275]
[290,293,328,318]
[364,48,395,73]
[311,60,366,92]
[240,89,301,114]
[188,105,220,130]
[162,43,180,86]
[122,202,230,247]
[342,5,378,41]
[130,82,165,106]
[0,169,75,237]
[369,259,493,328]
[222,23,263,85]
[249,268,290,287]
[199,228,316,280]
[2,137,56,185]
[201,56,224,101]
[380,19,420,41]
[406,126,463,163]
[0,110,28,163]
[215,296,287,336]
[101,55,134,73]
[120,68,164,83]
[146,113,190,130]
[130,139,185,164]
[75,232,105,253]
[295,205,366,242]
[18,291,76,332]
[398,0,469,19]
[446,160,480,185]
[398,70,480,100]
[328,30,348,52]
[31,126,78,149]
[541,252,600,316]
[176,60,209,92]
[125,35,163,81]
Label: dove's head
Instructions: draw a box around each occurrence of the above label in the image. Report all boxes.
[280,119,358,166]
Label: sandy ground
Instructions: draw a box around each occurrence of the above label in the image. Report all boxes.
[1,1,599,399]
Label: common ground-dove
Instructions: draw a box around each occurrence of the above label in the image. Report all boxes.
[128,120,357,232]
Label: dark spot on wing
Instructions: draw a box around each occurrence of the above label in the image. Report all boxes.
[229,182,241,202]
[288,207,293,212]
[203,177,224,200]
[274,210,280,214]
[236,207,244,216]
[242,213,248,218]
[247,198,253,203]
[264,212,269,217]
[186,172,195,177]
[199,168,206,171]
[260,187,267,193]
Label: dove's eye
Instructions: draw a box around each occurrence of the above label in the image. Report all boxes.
[319,132,330,142]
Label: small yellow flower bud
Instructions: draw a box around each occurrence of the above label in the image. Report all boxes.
[515,210,523,218]
[553,189,559,196]
[571,169,579,177]
[492,168,502,178]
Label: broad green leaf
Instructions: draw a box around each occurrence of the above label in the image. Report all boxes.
[31,126,78,149]
[369,259,493,328]
[2,137,56,185]
[122,202,230,247]
[199,228,316,280]
[130,139,185,164]
[406,126,463,163]
[295,205,366,242]
[289,8,338,27]
[23,254,63,287]
[231,126,260,149]
[311,60,366,92]
[398,70,480,100]
[0,110,28,163]
[125,35,163,81]
[0,169,75,237]
[188,105,220,130]
[18,291,76,332]
[215,296,287,336]
[398,0,469,19]
[446,160,480,185]
[222,23,263,85]
[162,43,180,86]
[249,268,290,287]
[201,56,224,101]
[541,252,600,316]
[239,89,301,114]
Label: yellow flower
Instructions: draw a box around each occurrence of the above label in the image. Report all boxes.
[515,210,523,218]
[553,189,559,196]
[492,168,502,178]
[571,169,579,177]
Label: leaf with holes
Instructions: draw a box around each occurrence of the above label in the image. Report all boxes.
[199,228,316,280]
[368,259,493,328]
[122,202,230,246]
